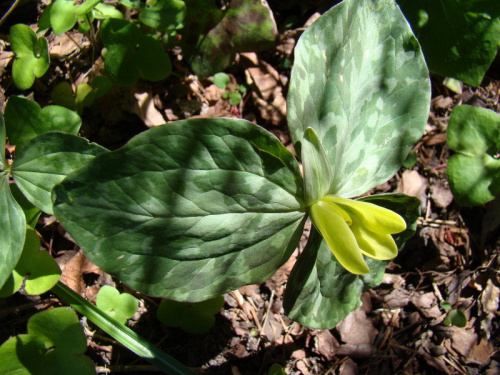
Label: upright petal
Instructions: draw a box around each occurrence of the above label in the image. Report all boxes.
[323,195,406,234]
[310,200,370,274]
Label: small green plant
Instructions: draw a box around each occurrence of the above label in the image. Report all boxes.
[268,363,287,375]
[213,72,247,106]
[0,307,95,375]
[0,227,60,297]
[10,24,50,90]
[156,296,224,334]
[440,301,467,328]
[397,0,500,86]
[39,0,121,35]
[446,105,500,206]
[96,285,139,324]
[100,18,172,86]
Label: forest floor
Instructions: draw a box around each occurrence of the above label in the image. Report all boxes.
[0,1,499,374]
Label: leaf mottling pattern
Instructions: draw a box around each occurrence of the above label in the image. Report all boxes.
[288,0,430,198]
[53,118,306,301]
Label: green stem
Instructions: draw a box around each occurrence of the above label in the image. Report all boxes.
[51,281,195,375]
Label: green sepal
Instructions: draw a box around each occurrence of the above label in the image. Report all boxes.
[301,127,332,205]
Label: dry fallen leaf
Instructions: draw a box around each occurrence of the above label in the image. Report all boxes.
[336,308,378,346]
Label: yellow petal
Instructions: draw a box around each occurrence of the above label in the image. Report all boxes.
[310,200,370,274]
[322,195,406,234]
[350,222,398,260]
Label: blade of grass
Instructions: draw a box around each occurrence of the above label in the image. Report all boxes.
[51,281,195,375]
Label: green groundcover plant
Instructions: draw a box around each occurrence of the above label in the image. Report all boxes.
[46,0,431,329]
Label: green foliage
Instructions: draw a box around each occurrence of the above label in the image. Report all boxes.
[215,72,247,105]
[0,227,60,297]
[397,0,500,86]
[39,0,108,35]
[213,72,231,89]
[444,309,467,328]
[182,0,277,77]
[268,363,287,375]
[156,295,224,334]
[96,285,139,324]
[288,0,430,199]
[10,24,50,90]
[51,82,96,114]
[52,0,430,329]
[0,307,95,375]
[101,18,172,86]
[11,132,107,214]
[0,114,26,290]
[4,96,82,153]
[53,118,307,301]
[446,105,500,206]
[139,0,186,31]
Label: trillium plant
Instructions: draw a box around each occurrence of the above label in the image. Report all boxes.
[2,0,431,330]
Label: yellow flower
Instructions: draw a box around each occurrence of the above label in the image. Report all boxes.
[310,195,407,274]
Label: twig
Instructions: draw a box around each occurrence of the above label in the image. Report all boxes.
[0,0,21,27]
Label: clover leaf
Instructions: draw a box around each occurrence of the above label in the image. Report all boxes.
[96,285,139,324]
[10,24,50,90]
[156,296,224,334]
[0,227,60,298]
[4,96,82,153]
[101,18,172,86]
[0,307,95,375]
[447,105,500,206]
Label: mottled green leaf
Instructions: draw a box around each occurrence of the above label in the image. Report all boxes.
[101,18,171,85]
[53,118,306,301]
[182,0,277,77]
[96,285,139,324]
[12,132,108,214]
[10,24,50,90]
[287,0,430,198]
[397,0,500,86]
[446,105,500,206]
[284,193,420,329]
[157,295,224,334]
[4,96,82,152]
[0,115,26,290]
[10,182,41,228]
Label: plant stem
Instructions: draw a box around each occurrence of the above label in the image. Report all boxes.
[51,281,195,375]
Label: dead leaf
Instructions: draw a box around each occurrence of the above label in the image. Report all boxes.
[59,250,101,295]
[430,181,454,208]
[133,91,166,127]
[336,308,378,346]
[410,292,442,319]
[397,170,428,200]
[312,330,339,361]
[339,358,358,375]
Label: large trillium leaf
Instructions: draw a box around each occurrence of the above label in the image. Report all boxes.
[12,132,107,214]
[53,118,306,301]
[285,193,420,329]
[287,0,430,198]
[446,105,500,206]
[397,0,500,86]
